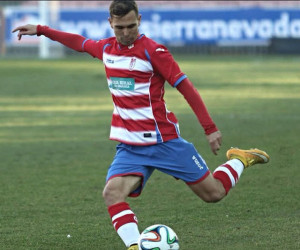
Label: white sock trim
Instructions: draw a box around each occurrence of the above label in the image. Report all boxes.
[117,223,140,247]
[215,166,236,187]
[226,159,244,178]
[111,209,134,222]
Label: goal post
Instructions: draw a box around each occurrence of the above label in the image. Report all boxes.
[0,6,5,56]
[38,1,62,59]
[39,1,49,58]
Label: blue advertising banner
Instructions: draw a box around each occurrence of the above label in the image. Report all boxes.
[4,7,300,46]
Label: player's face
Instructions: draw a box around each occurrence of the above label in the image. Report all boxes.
[109,10,141,46]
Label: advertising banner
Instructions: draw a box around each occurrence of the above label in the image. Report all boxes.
[4,7,300,46]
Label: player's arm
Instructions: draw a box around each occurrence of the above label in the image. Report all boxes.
[12,24,37,40]
[150,45,221,154]
[12,24,85,51]
[176,78,222,155]
[12,24,101,58]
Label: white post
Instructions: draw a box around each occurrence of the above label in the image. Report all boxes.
[39,1,50,59]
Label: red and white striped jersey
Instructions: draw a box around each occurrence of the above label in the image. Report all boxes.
[83,35,187,145]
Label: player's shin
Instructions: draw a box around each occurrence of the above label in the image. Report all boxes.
[108,202,140,247]
[213,159,244,194]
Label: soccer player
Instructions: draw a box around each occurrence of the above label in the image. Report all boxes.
[12,1,270,249]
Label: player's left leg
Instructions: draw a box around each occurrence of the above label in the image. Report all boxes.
[188,148,270,202]
[188,172,226,202]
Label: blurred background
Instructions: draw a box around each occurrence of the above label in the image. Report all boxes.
[1,3,300,249]
[1,0,300,58]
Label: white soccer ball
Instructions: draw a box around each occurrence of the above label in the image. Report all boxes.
[138,224,180,250]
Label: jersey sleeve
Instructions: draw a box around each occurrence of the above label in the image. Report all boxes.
[176,78,218,135]
[37,25,105,60]
[37,25,86,51]
[81,39,107,60]
[150,45,187,87]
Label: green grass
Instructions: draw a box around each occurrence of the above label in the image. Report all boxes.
[0,55,299,250]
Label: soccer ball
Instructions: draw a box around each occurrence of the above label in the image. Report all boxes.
[138,224,180,250]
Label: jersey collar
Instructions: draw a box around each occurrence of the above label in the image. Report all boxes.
[117,34,144,50]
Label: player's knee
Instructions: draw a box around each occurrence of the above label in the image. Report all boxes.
[102,185,110,203]
[201,190,224,203]
[102,184,123,206]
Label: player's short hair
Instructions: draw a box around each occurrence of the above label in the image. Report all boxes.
[109,0,139,18]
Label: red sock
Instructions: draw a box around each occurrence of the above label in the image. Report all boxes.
[213,160,243,194]
[107,202,140,247]
[108,202,138,231]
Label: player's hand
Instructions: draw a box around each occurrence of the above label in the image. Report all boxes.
[206,130,222,155]
[12,24,38,41]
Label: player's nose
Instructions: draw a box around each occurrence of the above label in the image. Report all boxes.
[123,28,130,36]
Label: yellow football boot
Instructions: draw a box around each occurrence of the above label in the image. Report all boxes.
[226,148,270,168]
[127,244,139,250]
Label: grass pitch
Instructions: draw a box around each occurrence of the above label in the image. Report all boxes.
[0,55,299,250]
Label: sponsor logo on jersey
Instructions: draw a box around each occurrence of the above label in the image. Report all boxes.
[109,77,135,91]
[106,58,114,64]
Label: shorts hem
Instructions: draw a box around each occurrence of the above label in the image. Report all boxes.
[185,171,210,185]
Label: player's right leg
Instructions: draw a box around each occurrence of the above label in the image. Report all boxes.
[103,143,155,249]
[103,175,142,249]
[103,175,142,207]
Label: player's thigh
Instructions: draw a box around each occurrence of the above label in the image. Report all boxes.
[103,175,142,203]
[188,173,226,202]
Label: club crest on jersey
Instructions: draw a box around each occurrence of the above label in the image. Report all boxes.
[129,57,136,71]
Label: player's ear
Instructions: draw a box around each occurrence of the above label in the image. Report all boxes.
[138,14,141,26]
[108,17,113,28]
